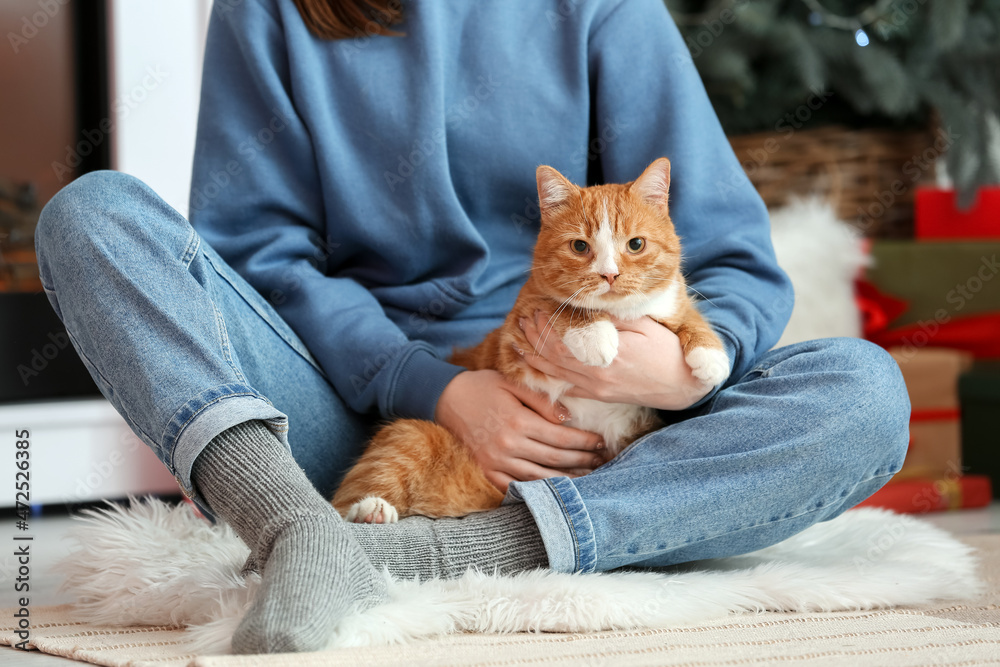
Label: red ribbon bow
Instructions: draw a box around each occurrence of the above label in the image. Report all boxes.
[856,279,1000,358]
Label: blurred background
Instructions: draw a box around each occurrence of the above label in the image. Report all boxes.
[0,1,998,516]
[1,1,210,512]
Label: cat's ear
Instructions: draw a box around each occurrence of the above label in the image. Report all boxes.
[536,165,577,213]
[630,158,671,210]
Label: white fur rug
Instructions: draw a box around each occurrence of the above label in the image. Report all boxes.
[58,499,981,655]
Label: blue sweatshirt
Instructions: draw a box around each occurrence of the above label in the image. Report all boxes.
[190,0,793,421]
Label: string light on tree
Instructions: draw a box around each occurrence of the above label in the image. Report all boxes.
[799,0,896,31]
[663,0,1000,207]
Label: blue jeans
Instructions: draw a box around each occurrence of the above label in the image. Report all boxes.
[36,171,910,573]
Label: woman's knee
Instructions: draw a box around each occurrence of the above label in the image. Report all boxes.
[36,171,192,288]
[38,171,136,257]
[815,338,910,471]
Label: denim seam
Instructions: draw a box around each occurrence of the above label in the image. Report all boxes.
[212,302,249,386]
[545,479,583,571]
[201,250,325,377]
[172,391,275,437]
[733,470,900,530]
[608,470,902,561]
[545,477,599,573]
[180,227,200,268]
[165,389,274,475]
[41,286,63,324]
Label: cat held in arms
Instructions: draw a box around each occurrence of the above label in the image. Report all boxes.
[332,157,729,523]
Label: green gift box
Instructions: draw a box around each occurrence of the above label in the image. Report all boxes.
[868,242,1000,328]
[959,361,1000,499]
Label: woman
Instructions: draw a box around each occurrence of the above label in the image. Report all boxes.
[35,0,909,655]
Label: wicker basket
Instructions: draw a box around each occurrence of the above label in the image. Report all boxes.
[728,124,941,239]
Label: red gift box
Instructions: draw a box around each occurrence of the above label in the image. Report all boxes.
[856,475,993,513]
[888,347,971,481]
[915,187,1000,240]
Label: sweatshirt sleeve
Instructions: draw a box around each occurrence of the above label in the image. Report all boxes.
[189,0,464,420]
[588,0,795,388]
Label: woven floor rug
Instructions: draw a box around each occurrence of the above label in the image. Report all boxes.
[2,501,998,666]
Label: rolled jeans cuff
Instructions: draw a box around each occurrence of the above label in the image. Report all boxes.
[164,382,289,514]
[505,476,596,574]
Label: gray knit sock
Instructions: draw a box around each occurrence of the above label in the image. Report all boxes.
[192,421,387,654]
[347,504,549,581]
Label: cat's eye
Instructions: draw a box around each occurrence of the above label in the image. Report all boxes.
[627,237,645,253]
[571,240,589,254]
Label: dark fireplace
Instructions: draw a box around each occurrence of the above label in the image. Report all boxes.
[0,0,110,402]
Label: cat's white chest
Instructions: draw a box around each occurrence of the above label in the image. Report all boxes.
[602,280,681,321]
[560,397,653,456]
[519,371,652,455]
[520,317,655,455]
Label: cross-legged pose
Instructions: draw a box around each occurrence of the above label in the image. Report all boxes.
[35,0,909,654]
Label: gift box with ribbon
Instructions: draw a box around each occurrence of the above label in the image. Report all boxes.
[856,475,993,513]
[859,347,994,513]
[888,347,973,481]
[858,347,993,513]
[859,241,1000,359]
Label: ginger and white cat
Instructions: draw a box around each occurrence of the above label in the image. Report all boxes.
[332,158,729,523]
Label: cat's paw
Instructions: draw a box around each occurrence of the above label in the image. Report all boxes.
[345,496,399,524]
[685,346,730,387]
[563,320,619,367]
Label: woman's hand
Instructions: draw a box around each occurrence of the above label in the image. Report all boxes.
[518,311,715,410]
[434,369,606,493]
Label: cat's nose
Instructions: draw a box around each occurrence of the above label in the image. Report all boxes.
[600,272,618,286]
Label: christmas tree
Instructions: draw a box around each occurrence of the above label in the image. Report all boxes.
[664,0,1000,207]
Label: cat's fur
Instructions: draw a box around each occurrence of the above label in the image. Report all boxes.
[332,158,728,523]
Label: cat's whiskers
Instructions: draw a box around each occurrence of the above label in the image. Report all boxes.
[643,274,716,306]
[552,278,584,290]
[683,285,716,305]
[535,286,587,358]
[536,286,586,353]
